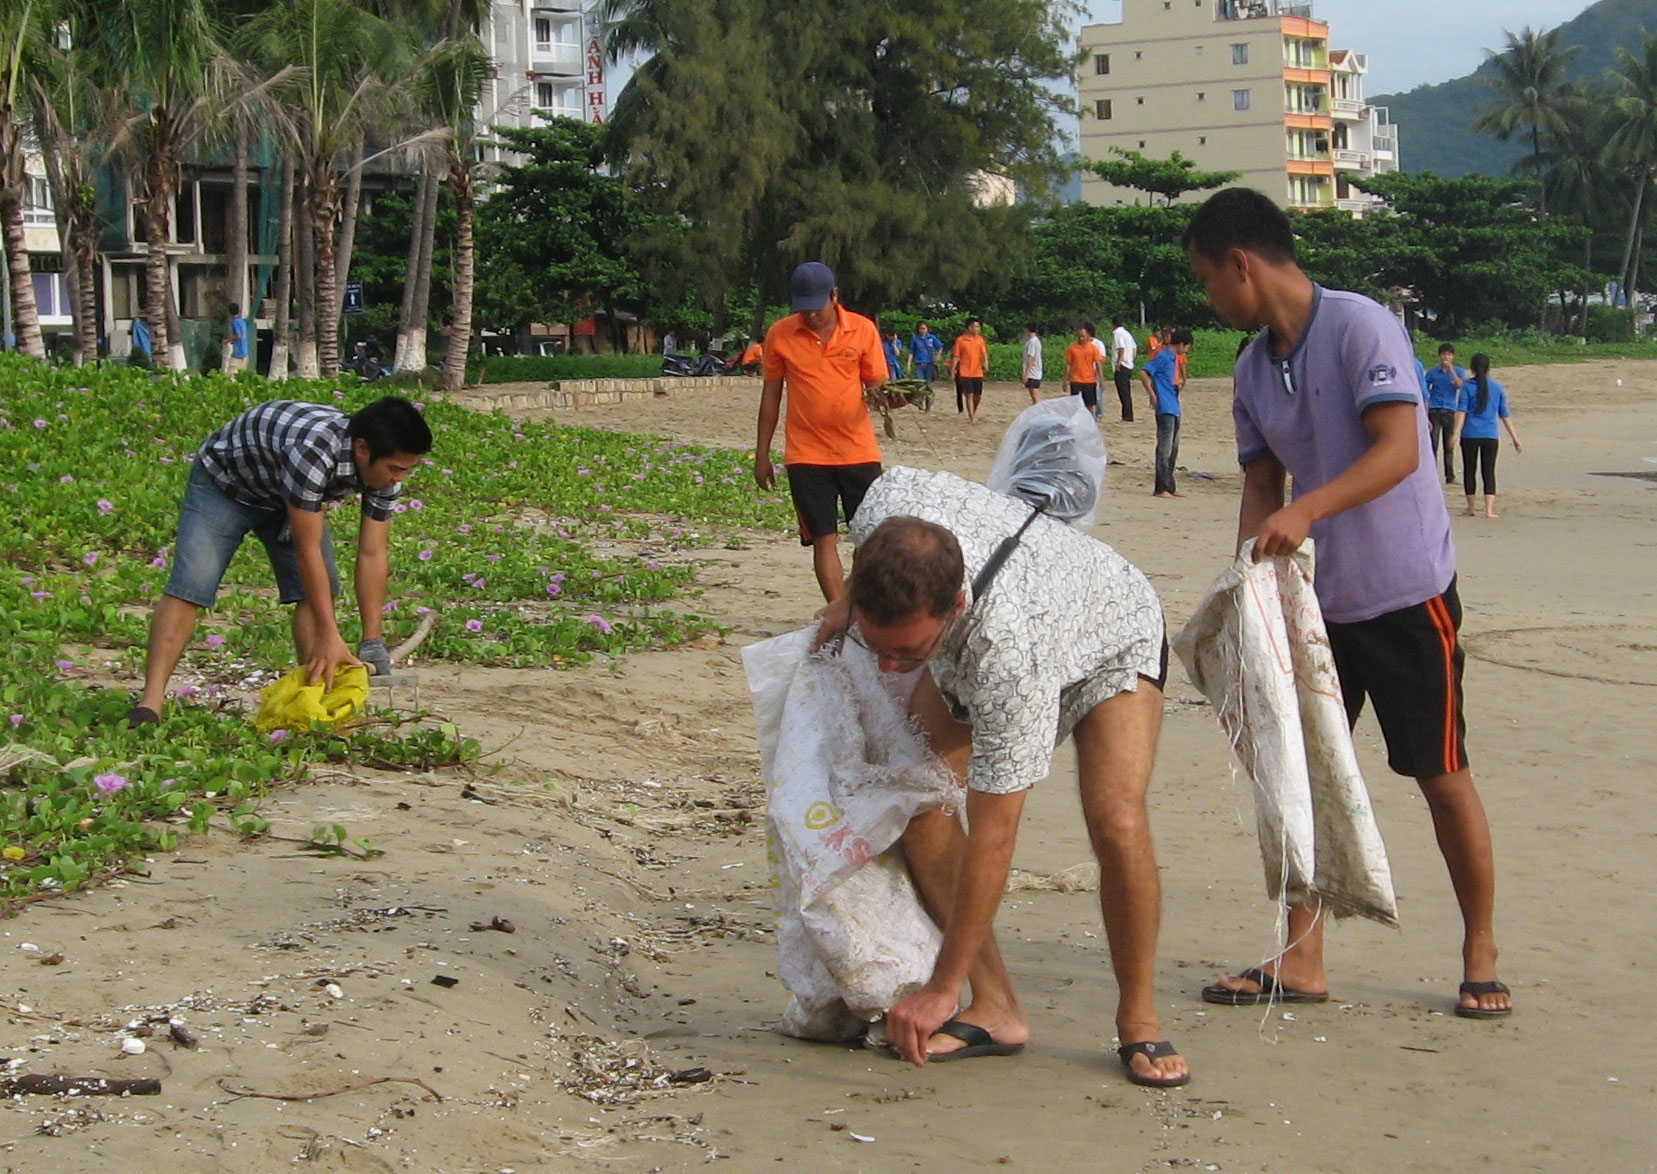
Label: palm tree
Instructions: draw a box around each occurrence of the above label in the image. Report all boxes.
[415,36,491,392]
[1539,92,1613,332]
[1473,26,1582,216]
[96,0,227,370]
[1609,32,1657,307]
[246,0,409,377]
[0,0,51,360]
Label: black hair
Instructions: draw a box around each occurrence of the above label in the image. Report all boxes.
[850,517,963,625]
[228,302,240,315]
[1026,321,1040,333]
[1171,328,1194,346]
[1080,321,1096,337]
[1183,187,1297,265]
[349,395,433,460]
[1468,353,1492,416]
[965,317,981,328]
[1437,342,1455,356]
[1112,316,1125,328]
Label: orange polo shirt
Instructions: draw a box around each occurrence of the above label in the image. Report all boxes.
[1176,351,1188,386]
[1145,335,1164,359]
[952,333,988,379]
[1064,341,1100,384]
[763,308,885,466]
[741,343,763,365]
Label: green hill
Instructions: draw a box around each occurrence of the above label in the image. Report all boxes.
[1373,0,1657,178]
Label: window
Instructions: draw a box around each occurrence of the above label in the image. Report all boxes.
[1194,44,1205,55]
[1198,135,1208,145]
[1138,140,1147,149]
[1095,99,1113,120]
[23,176,53,226]
[1094,53,1110,75]
[534,17,551,50]
[535,81,557,108]
[1197,91,1206,101]
[1232,43,1249,65]
[1134,50,1143,60]
[1233,89,1251,111]
[1136,96,1144,105]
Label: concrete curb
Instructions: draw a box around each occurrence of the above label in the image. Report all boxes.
[451,375,754,412]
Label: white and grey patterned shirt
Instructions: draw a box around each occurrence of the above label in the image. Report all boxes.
[849,467,1165,795]
[196,400,400,521]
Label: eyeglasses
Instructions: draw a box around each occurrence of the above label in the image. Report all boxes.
[845,622,949,672]
[1278,357,1297,397]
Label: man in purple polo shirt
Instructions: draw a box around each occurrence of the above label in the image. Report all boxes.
[1182,188,1511,1020]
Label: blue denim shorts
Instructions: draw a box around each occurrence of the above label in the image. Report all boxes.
[165,463,339,607]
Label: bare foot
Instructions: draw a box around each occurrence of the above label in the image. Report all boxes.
[1463,508,1478,516]
[1485,510,1499,518]
[1153,491,1175,499]
[1117,1018,1189,1086]
[1204,961,1328,1000]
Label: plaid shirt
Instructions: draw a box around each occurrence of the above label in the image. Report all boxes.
[195,400,400,521]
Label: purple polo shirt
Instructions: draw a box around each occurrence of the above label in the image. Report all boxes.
[1233,286,1455,624]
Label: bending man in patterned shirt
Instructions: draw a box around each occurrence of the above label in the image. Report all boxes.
[814,466,1189,1088]
[127,396,433,724]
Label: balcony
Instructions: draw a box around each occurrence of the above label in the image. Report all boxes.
[1336,197,1373,213]
[534,102,584,122]
[1333,148,1371,170]
[1331,96,1365,119]
[532,0,583,12]
[1217,0,1312,18]
[532,42,582,75]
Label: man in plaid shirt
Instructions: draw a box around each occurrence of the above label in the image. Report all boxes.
[128,396,432,724]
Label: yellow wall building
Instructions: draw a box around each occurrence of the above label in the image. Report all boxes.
[1077,1,1399,213]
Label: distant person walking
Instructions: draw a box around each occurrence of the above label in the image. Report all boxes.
[1454,353,1523,518]
[1424,343,1466,484]
[226,303,250,374]
[1141,329,1192,498]
[1064,324,1104,419]
[1110,317,1138,422]
[882,328,906,382]
[910,322,943,383]
[1022,322,1044,404]
[951,318,989,423]
[662,329,679,358]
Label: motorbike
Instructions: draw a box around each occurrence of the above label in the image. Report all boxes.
[661,349,728,377]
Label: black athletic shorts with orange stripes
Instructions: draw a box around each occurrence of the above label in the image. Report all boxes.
[1324,578,1469,779]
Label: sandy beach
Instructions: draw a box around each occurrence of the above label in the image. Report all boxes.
[3,359,1654,1171]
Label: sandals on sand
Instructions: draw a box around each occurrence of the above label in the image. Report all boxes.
[1117,1040,1191,1088]
[1455,980,1513,1019]
[887,1018,1025,1063]
[1200,967,1330,1006]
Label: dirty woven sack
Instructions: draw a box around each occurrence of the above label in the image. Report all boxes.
[743,625,956,1042]
[254,665,370,733]
[1173,543,1398,925]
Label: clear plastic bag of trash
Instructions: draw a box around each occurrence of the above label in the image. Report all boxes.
[985,395,1108,529]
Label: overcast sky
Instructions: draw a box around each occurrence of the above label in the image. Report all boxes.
[1086,0,1596,95]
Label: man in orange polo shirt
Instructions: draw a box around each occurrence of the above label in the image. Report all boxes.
[949,318,990,424]
[755,262,888,601]
[1064,323,1105,419]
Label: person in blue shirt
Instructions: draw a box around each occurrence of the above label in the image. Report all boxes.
[881,328,905,381]
[1423,343,1466,484]
[227,303,250,374]
[1453,352,1524,518]
[1139,328,1191,498]
[908,322,943,383]
[130,315,152,367]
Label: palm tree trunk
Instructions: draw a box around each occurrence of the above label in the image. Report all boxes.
[1630,217,1647,304]
[310,169,343,378]
[295,173,318,379]
[439,164,475,391]
[398,159,440,376]
[331,140,364,347]
[1618,172,1648,303]
[0,193,44,360]
[1532,122,1546,217]
[269,158,295,379]
[163,260,185,369]
[138,140,177,367]
[392,161,430,373]
[225,116,250,362]
[38,133,88,365]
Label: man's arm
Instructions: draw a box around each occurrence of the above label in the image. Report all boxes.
[754,378,783,489]
[886,787,1026,1065]
[355,515,391,643]
[287,506,359,687]
[1238,453,1287,551]
[1139,367,1156,414]
[1249,400,1420,559]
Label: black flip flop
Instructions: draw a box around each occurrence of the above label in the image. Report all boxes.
[1118,1039,1191,1088]
[920,1019,1024,1063]
[124,706,160,726]
[1201,967,1330,1006]
[1455,980,1512,1019]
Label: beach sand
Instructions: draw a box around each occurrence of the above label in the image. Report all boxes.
[3,360,1654,1170]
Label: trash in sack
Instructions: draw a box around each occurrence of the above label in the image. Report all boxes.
[1173,542,1398,925]
[985,395,1108,529]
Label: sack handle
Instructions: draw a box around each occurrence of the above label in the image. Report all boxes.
[970,503,1046,603]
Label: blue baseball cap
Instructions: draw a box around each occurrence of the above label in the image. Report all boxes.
[790,262,836,312]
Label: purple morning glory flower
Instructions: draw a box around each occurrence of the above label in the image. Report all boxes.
[97,499,114,515]
[465,619,483,633]
[585,614,614,635]
[419,549,434,561]
[93,772,130,795]
[268,729,289,743]
[82,551,99,567]
[205,634,225,649]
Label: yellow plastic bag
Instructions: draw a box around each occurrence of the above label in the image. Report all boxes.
[254,665,370,733]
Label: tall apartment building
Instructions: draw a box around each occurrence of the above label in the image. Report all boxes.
[1077,0,1399,213]
[479,0,598,154]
